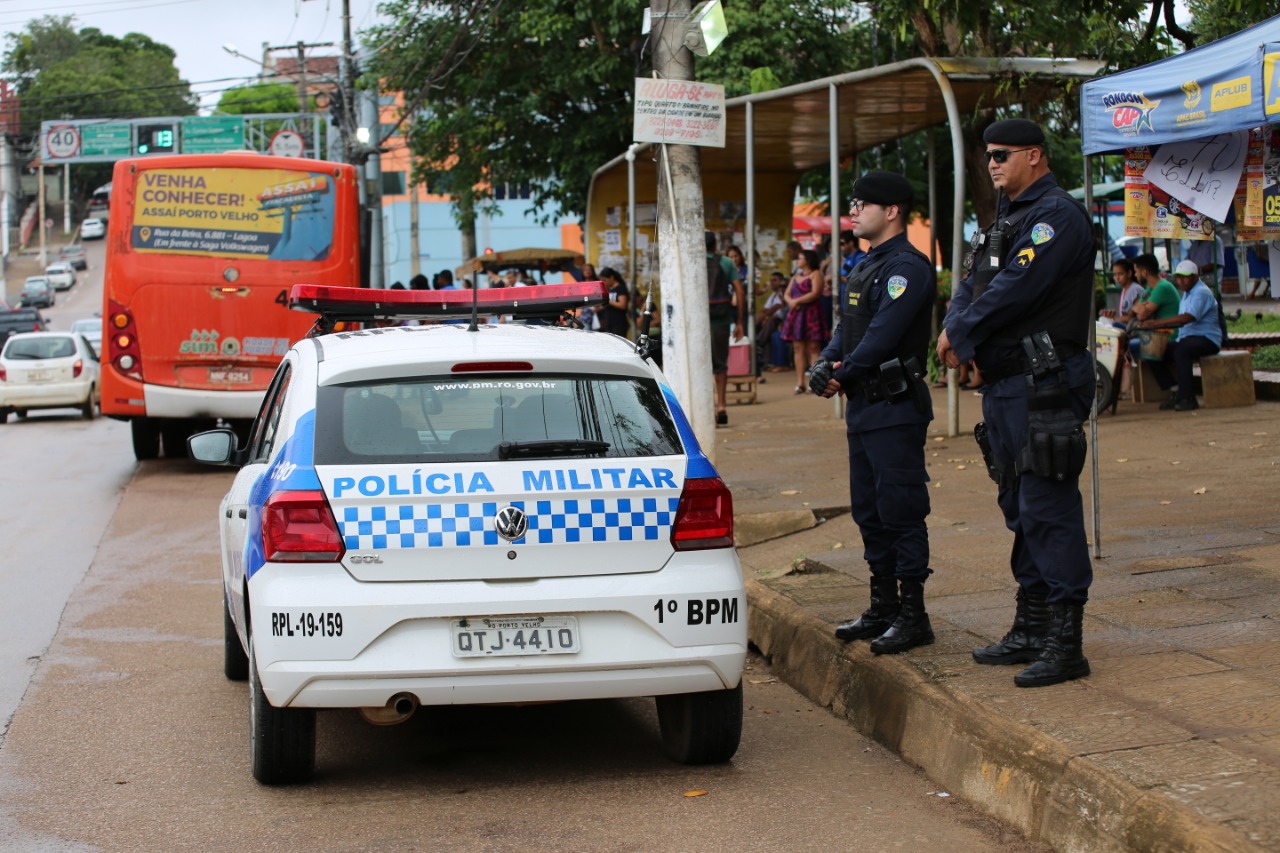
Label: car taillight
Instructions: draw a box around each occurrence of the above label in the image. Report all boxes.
[72,358,83,378]
[0,366,6,382]
[671,477,734,551]
[262,490,345,562]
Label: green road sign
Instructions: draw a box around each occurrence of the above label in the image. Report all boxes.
[80,124,132,158]
[182,116,245,153]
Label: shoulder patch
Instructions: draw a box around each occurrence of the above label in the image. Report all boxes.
[1014,247,1036,268]
[1031,222,1055,244]
[886,275,908,300]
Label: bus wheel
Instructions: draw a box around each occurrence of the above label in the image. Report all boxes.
[161,422,190,459]
[131,419,160,460]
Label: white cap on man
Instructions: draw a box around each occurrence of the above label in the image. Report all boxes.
[1173,259,1200,277]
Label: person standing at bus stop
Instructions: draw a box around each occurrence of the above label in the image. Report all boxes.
[811,171,937,655]
[936,119,1095,688]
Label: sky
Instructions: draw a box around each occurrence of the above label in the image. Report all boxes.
[0,0,386,113]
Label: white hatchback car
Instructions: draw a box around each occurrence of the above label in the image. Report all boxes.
[0,331,100,421]
[80,218,106,239]
[190,283,746,784]
[45,262,76,291]
[70,317,103,357]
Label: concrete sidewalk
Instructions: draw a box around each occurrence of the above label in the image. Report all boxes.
[715,375,1279,852]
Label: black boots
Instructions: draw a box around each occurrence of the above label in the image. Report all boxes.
[870,580,934,655]
[835,574,899,641]
[1014,603,1090,688]
[972,587,1052,665]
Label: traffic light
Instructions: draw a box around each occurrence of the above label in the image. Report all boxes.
[135,123,177,155]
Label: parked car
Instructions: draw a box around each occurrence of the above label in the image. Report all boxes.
[0,308,49,348]
[45,263,76,291]
[19,277,55,309]
[0,331,100,422]
[80,218,105,240]
[70,316,102,356]
[58,244,88,271]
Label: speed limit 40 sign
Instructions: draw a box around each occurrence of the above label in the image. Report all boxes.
[44,125,81,159]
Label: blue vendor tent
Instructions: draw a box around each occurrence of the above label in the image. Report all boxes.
[1081,13,1280,155]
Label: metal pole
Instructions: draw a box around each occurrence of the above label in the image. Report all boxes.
[63,163,71,234]
[914,59,966,438]
[362,86,385,289]
[409,178,421,279]
[627,143,638,283]
[37,163,47,267]
[829,83,842,418]
[745,101,756,381]
[0,138,8,292]
[1084,157,1101,558]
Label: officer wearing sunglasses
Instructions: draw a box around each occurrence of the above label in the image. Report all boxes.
[936,119,1095,689]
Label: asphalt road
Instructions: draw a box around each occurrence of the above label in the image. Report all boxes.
[0,239,1045,852]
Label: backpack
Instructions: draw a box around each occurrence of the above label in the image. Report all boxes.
[707,254,732,319]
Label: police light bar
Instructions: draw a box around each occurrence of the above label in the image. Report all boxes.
[289,282,608,320]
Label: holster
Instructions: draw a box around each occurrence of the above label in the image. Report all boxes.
[1016,335,1087,482]
[974,421,1015,489]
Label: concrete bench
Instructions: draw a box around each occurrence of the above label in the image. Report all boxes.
[1198,350,1255,408]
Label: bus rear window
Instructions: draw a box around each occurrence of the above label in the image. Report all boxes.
[314,375,683,463]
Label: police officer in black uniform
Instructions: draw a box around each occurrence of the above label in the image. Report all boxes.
[937,119,1095,688]
[812,172,937,655]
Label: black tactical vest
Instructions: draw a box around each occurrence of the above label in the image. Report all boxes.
[839,241,934,367]
[969,187,1093,350]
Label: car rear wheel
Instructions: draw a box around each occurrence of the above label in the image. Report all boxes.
[249,640,315,785]
[223,596,249,681]
[0,407,9,423]
[655,682,743,765]
[13,409,26,420]
[131,419,160,460]
[81,386,97,420]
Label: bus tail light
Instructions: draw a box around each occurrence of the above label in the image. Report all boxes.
[671,477,734,551]
[107,299,143,381]
[262,490,345,562]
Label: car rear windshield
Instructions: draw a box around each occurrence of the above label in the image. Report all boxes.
[4,336,75,359]
[315,374,683,463]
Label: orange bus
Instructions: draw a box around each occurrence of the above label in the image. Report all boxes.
[101,153,361,460]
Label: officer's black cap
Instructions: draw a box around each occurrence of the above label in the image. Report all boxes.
[852,171,913,208]
[983,119,1046,146]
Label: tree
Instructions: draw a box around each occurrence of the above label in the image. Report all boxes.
[366,0,861,228]
[3,16,195,135]
[1186,0,1278,44]
[217,82,302,115]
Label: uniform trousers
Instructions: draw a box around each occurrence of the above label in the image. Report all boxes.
[981,356,1094,605]
[847,421,930,582]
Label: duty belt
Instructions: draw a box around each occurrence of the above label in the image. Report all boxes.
[975,341,1085,385]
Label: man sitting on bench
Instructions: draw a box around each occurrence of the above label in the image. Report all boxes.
[1140,259,1223,412]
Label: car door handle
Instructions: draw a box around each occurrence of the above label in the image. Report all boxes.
[238,509,247,519]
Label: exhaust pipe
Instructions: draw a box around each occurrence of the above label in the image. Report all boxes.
[359,692,420,726]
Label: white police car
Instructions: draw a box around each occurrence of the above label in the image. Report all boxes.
[190,282,746,784]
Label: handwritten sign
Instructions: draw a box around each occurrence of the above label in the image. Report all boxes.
[633,78,726,148]
[1146,130,1249,223]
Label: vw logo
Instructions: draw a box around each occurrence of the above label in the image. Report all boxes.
[495,505,528,542]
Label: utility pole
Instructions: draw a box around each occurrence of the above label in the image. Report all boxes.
[409,177,420,279]
[268,40,335,114]
[341,0,359,165]
[653,0,716,460]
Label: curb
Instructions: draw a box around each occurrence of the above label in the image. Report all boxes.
[745,576,1262,853]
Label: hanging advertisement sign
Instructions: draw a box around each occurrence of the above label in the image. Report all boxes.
[1234,125,1280,241]
[1124,146,1215,240]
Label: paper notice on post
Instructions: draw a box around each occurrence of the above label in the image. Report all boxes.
[633,78,726,148]
[1145,131,1249,223]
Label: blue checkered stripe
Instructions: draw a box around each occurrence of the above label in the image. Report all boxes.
[339,496,682,549]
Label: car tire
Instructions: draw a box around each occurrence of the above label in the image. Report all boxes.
[655,682,743,765]
[81,386,97,420]
[161,422,190,459]
[0,407,10,424]
[13,409,26,420]
[249,640,316,785]
[131,419,160,460]
[224,595,249,681]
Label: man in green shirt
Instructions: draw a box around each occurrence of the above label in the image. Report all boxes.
[1128,253,1180,331]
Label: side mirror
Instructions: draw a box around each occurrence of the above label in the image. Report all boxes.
[188,428,242,466]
